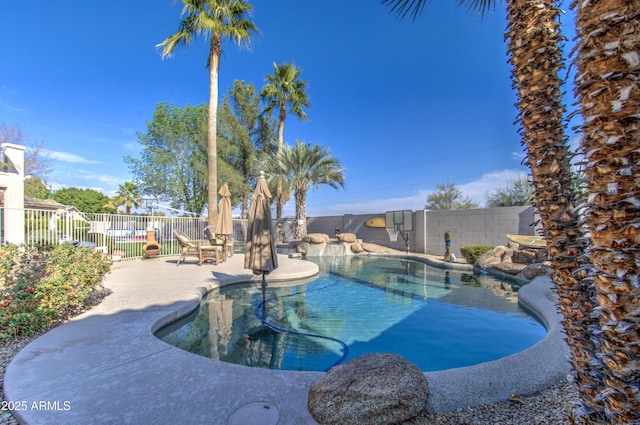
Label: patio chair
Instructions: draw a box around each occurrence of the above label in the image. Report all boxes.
[173,229,224,266]
[204,226,233,258]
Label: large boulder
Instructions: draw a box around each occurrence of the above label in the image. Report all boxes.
[337,232,357,243]
[304,233,330,244]
[490,262,526,275]
[518,262,553,280]
[308,353,428,425]
[351,241,365,253]
[474,245,513,271]
[511,249,538,264]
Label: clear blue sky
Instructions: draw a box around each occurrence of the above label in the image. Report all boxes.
[1,1,578,217]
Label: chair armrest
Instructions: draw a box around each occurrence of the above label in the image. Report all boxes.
[192,239,210,247]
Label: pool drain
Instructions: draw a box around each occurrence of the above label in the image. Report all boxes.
[227,402,279,425]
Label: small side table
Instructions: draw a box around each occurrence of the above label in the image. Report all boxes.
[199,245,224,266]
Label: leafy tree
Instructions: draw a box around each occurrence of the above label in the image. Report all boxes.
[24,176,51,199]
[425,182,479,210]
[112,181,142,215]
[52,187,115,213]
[264,140,344,238]
[158,0,257,226]
[125,102,210,216]
[218,80,276,218]
[260,62,311,224]
[485,174,533,207]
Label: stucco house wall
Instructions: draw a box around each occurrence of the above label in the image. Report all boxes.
[0,143,26,244]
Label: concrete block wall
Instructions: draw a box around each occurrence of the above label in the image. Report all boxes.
[420,206,537,257]
[306,213,410,252]
[299,206,537,257]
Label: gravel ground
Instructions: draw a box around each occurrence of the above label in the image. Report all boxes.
[409,381,580,424]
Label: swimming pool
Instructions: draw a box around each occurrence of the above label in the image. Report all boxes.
[157,256,546,372]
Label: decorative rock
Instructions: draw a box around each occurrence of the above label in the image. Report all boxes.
[294,241,309,256]
[304,233,330,244]
[475,248,503,270]
[512,249,538,264]
[351,241,365,253]
[490,262,526,275]
[308,353,429,425]
[496,245,514,262]
[337,232,356,243]
[534,249,548,263]
[519,263,552,280]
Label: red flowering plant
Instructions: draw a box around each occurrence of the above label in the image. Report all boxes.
[0,243,111,340]
[0,244,47,337]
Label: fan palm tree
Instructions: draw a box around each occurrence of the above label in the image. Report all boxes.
[265,140,344,238]
[503,3,604,419]
[570,2,640,423]
[260,63,311,226]
[158,0,257,227]
[113,181,142,215]
[381,0,610,422]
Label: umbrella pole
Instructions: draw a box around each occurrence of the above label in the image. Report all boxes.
[261,273,267,305]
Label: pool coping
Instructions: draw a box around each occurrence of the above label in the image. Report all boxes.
[4,253,571,424]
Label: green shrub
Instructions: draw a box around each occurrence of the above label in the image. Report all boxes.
[0,243,111,340]
[460,244,493,264]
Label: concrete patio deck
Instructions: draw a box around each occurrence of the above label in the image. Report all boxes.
[4,253,570,424]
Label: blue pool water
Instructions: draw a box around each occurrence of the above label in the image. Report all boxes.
[156,256,546,372]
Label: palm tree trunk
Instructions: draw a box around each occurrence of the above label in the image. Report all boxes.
[572,1,640,422]
[294,189,306,239]
[506,1,602,420]
[276,110,285,223]
[207,34,221,227]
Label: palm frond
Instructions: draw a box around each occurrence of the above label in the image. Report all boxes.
[381,0,427,22]
[457,0,496,18]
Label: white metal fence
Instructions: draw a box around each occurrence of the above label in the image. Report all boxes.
[1,207,248,261]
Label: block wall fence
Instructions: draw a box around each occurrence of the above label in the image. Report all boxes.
[285,206,538,257]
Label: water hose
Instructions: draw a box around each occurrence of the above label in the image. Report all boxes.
[254,280,349,371]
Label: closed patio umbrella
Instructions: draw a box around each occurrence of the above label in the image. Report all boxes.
[215,183,233,255]
[244,172,278,299]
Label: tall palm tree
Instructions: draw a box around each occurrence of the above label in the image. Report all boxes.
[571,2,640,423]
[260,62,311,227]
[381,0,605,422]
[265,140,344,238]
[114,181,142,215]
[503,2,603,419]
[158,0,257,226]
